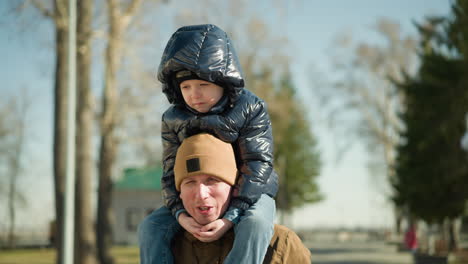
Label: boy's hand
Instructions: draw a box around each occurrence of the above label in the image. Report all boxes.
[178,213,202,236]
[194,219,233,243]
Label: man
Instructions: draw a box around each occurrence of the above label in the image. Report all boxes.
[169,133,311,263]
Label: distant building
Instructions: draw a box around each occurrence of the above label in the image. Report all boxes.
[113,167,163,245]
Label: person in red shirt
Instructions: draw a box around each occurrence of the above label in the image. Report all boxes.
[404,222,418,253]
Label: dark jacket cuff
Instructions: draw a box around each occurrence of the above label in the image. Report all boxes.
[230,198,251,210]
[171,202,185,217]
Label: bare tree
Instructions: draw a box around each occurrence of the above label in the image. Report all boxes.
[28,1,99,261]
[0,94,29,248]
[28,0,69,261]
[75,0,97,263]
[6,101,24,249]
[117,74,166,168]
[96,1,142,263]
[0,101,12,245]
[15,0,164,259]
[313,18,418,233]
[112,7,169,169]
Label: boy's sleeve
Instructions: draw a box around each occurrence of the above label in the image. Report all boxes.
[230,100,278,210]
[223,206,242,224]
[161,113,184,216]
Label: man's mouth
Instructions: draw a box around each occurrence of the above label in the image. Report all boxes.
[198,206,212,213]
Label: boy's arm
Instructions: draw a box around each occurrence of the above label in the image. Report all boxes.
[223,206,242,224]
[231,100,278,210]
[161,113,184,216]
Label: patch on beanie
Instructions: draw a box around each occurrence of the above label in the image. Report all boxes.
[186,158,200,173]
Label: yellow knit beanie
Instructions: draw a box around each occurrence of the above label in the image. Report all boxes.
[174,133,238,191]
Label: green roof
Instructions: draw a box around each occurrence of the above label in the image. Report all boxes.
[114,167,162,191]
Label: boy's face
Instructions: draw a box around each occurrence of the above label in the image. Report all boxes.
[180,79,224,113]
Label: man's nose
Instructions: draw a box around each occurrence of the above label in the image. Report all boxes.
[195,183,209,199]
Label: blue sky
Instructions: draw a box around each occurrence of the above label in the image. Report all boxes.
[0,1,452,231]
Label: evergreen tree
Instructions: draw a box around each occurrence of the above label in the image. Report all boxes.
[253,70,322,214]
[394,0,468,247]
[395,53,468,222]
[273,74,322,212]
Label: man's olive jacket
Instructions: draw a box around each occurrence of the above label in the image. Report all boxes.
[172,224,312,264]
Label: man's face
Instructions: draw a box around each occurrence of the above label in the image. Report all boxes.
[180,174,232,225]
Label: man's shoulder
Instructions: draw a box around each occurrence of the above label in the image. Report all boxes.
[273,224,303,239]
[265,225,311,263]
[172,224,311,264]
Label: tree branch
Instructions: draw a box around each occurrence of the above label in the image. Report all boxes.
[55,0,68,21]
[124,0,142,17]
[120,0,142,29]
[29,0,53,18]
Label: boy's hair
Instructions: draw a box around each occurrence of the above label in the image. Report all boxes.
[174,70,205,88]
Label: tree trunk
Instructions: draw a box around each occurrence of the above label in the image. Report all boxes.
[395,207,403,236]
[448,218,460,252]
[7,102,25,248]
[96,2,121,264]
[96,75,119,264]
[75,0,97,263]
[97,132,117,264]
[7,153,18,248]
[96,2,141,263]
[7,164,16,248]
[53,1,69,262]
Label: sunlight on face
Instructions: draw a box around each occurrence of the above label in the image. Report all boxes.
[180,80,224,113]
[179,174,232,225]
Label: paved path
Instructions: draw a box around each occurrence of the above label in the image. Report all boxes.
[308,241,413,264]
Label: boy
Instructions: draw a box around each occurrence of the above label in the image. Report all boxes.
[138,24,278,264]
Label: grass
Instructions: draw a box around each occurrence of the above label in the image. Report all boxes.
[0,246,139,264]
[0,248,55,264]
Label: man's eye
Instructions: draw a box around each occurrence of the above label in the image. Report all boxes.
[207,177,220,183]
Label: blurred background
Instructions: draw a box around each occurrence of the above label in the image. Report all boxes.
[1,0,467,264]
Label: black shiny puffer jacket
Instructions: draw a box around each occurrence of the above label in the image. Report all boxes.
[158,24,278,216]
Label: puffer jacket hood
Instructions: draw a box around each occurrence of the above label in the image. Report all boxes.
[158,24,244,106]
